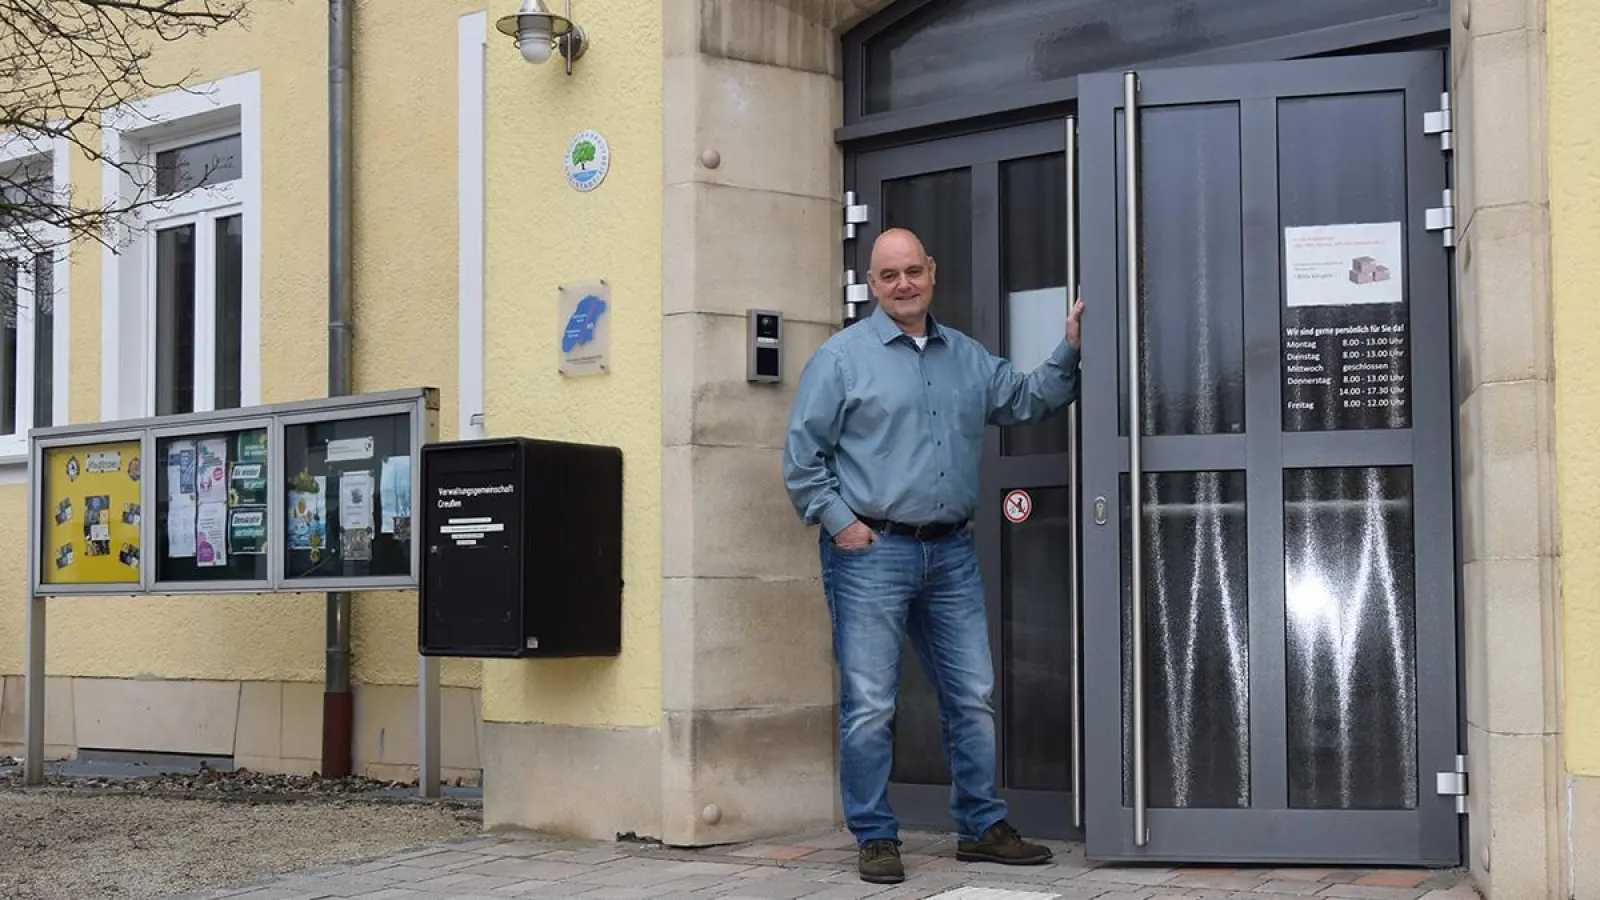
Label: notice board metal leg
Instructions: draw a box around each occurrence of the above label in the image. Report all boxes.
[24,590,44,786]
[419,653,440,798]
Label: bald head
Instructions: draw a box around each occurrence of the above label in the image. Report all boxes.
[870,227,928,269]
[866,227,936,335]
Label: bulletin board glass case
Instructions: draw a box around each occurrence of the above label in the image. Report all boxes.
[36,434,146,589]
[279,411,417,587]
[28,388,436,597]
[151,421,274,588]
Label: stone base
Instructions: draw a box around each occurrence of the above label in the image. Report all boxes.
[1568,772,1600,899]
[661,705,839,847]
[0,676,482,784]
[481,721,662,842]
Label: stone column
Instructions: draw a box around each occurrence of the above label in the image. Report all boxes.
[658,0,894,847]
[1449,0,1565,896]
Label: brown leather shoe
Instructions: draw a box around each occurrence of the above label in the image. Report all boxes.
[858,838,905,883]
[956,820,1053,865]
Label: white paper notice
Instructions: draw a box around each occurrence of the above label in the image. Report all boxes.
[195,502,228,567]
[167,495,197,558]
[1284,222,1404,308]
[196,439,229,504]
[327,436,375,462]
[339,471,374,532]
[1005,287,1069,371]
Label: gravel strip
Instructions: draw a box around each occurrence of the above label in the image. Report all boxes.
[0,777,481,899]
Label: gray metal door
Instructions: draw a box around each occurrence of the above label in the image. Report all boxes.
[850,120,1087,840]
[1077,50,1462,865]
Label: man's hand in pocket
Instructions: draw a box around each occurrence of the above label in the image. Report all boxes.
[833,521,876,551]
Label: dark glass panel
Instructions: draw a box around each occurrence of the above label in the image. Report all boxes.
[155,428,271,583]
[32,251,52,428]
[1002,486,1074,791]
[1284,466,1418,810]
[282,414,415,581]
[1116,103,1247,437]
[1120,470,1250,808]
[881,168,973,340]
[862,0,1441,115]
[214,214,244,410]
[1278,92,1411,432]
[0,158,54,229]
[0,259,16,435]
[156,134,243,195]
[155,224,196,417]
[1000,153,1073,457]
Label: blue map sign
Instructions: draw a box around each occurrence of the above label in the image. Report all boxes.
[562,293,607,352]
[558,279,611,377]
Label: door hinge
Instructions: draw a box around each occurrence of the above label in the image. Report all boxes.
[844,268,870,320]
[1435,753,1468,814]
[843,191,870,241]
[1426,189,1456,248]
[1424,91,1453,153]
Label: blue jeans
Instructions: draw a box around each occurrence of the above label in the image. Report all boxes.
[818,526,1006,845]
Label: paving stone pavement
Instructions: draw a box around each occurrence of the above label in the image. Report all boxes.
[183,827,1478,900]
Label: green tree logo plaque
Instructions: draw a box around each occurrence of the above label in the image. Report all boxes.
[564,130,610,192]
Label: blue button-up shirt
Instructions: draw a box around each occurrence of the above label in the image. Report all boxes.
[782,304,1081,536]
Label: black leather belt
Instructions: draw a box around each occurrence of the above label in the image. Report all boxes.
[858,516,967,540]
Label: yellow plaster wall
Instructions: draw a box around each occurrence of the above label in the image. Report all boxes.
[0,0,486,691]
[1549,0,1600,775]
[479,0,663,728]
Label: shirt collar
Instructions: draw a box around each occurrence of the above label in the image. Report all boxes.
[868,302,946,346]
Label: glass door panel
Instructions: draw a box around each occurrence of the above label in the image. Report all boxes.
[1002,485,1074,792]
[1284,466,1418,811]
[1000,154,1072,458]
[1120,470,1251,810]
[1115,104,1248,440]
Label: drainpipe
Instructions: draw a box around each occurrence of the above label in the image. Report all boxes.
[323,0,355,780]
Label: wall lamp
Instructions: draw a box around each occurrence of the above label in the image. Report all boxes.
[496,0,589,75]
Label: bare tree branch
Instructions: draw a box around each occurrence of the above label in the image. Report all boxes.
[0,0,252,258]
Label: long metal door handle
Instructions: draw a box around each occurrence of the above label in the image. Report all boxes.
[1123,70,1150,848]
[1065,113,1083,831]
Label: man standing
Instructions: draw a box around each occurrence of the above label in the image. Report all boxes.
[782,227,1084,884]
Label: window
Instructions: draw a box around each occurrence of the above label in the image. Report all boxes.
[851,0,1445,117]
[101,71,260,422]
[148,133,246,415]
[0,150,66,457]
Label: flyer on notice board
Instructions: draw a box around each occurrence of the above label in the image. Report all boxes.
[287,476,327,552]
[195,502,228,567]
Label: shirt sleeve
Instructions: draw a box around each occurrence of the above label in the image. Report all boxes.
[985,338,1082,427]
[782,349,858,537]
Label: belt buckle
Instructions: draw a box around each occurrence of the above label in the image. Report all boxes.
[912,523,933,540]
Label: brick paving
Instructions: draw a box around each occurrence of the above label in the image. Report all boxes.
[184,827,1477,900]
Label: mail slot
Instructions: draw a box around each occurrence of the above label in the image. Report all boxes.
[418,437,622,658]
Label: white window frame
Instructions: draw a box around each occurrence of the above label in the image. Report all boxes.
[0,135,71,466]
[144,125,246,415]
[100,70,261,422]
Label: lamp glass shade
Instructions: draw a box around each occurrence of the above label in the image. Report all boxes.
[518,17,554,63]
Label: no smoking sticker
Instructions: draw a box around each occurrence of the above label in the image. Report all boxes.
[1003,489,1032,524]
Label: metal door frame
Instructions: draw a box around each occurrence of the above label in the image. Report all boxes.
[851,119,1086,840]
[1076,49,1461,866]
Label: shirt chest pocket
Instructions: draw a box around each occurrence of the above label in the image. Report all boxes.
[938,384,988,441]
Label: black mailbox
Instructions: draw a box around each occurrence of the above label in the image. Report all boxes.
[418,437,622,658]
